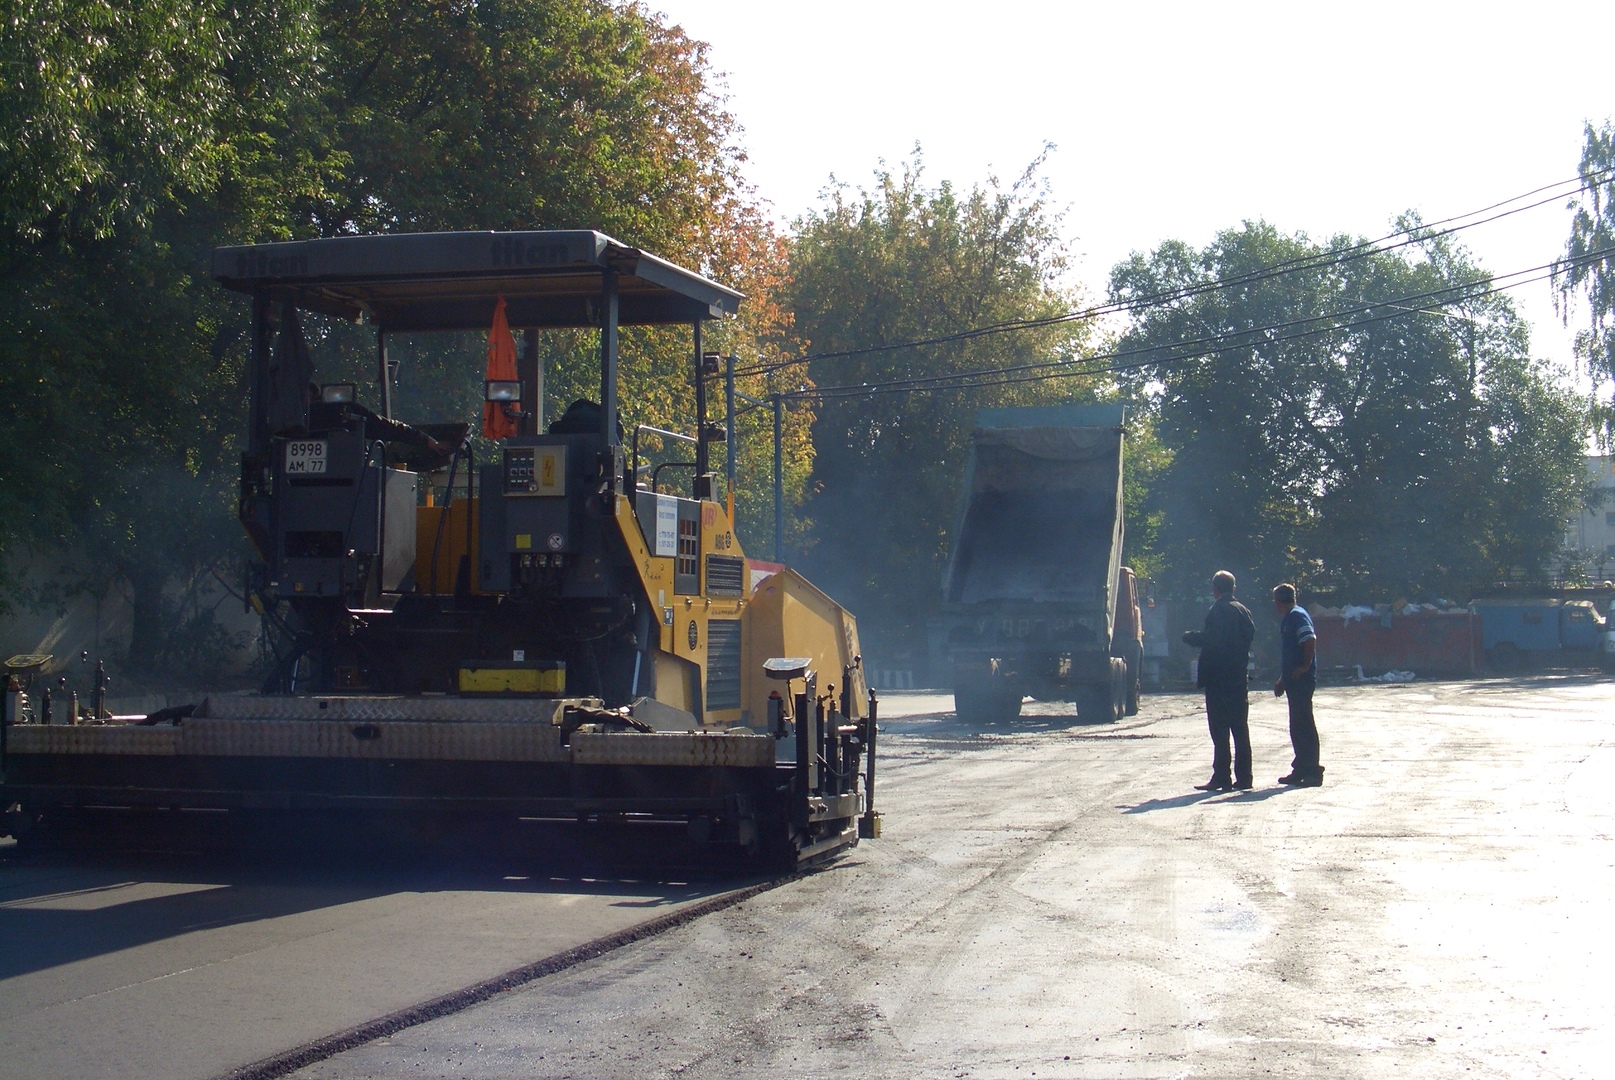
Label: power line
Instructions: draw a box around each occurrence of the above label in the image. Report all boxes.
[799,264,1554,400]
[735,166,1615,380]
[745,167,1609,376]
[782,246,1614,403]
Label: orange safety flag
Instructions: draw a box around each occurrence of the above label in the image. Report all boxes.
[482,296,520,440]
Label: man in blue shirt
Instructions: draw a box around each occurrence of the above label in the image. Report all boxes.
[1272,583,1323,787]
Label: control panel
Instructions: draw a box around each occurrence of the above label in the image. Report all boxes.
[503,445,566,496]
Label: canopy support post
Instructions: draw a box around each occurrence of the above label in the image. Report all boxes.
[248,294,272,457]
[519,328,541,435]
[773,393,784,563]
[599,268,620,449]
[377,331,392,420]
[694,321,709,498]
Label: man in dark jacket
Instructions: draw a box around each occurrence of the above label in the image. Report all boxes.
[1183,570,1256,791]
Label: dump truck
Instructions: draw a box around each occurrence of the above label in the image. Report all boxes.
[935,405,1139,724]
[0,230,877,867]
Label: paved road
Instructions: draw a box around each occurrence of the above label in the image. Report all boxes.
[279,678,1614,1079]
[0,845,754,1080]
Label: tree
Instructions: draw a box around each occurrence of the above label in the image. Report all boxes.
[1557,120,1615,438]
[1478,350,1593,582]
[0,0,334,676]
[785,151,1103,651]
[314,0,735,248]
[1112,219,1587,601]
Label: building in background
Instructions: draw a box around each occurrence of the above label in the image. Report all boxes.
[1564,455,1615,581]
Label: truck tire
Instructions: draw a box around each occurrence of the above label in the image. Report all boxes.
[1076,685,1115,724]
[954,678,1023,725]
[1123,642,1142,715]
[1488,642,1522,674]
[1110,656,1129,720]
[1078,658,1129,723]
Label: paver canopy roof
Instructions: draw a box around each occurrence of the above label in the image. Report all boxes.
[213,230,743,332]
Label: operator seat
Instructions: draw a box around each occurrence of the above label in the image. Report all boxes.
[548,399,625,440]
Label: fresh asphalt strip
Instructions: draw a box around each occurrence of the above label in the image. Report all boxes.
[213,874,795,1080]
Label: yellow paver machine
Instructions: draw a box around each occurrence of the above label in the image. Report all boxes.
[0,231,878,867]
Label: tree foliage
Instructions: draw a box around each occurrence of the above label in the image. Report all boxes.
[0,0,335,673]
[0,0,793,683]
[0,0,327,248]
[1556,119,1615,438]
[785,152,1105,649]
[1113,220,1588,600]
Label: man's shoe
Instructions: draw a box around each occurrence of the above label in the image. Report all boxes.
[1295,768,1325,787]
[1231,780,1254,791]
[1194,780,1231,792]
[1278,773,1300,785]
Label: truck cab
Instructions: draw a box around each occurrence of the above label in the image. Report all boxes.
[1472,598,1607,672]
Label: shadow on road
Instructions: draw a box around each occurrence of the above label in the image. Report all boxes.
[0,830,759,983]
[883,707,1145,743]
[1121,791,1219,814]
[1213,786,1291,804]
[1121,785,1294,813]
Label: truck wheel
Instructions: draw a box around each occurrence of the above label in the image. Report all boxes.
[1124,643,1142,715]
[1489,642,1522,674]
[954,679,1023,725]
[1076,686,1114,724]
[1110,656,1129,720]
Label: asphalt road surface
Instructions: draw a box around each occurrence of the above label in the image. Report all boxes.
[292,678,1613,1079]
[5,677,1612,1078]
[0,840,759,1080]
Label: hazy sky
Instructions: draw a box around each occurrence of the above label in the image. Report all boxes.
[653,0,1615,371]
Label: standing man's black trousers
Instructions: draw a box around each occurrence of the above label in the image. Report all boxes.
[1286,678,1321,779]
[1204,686,1251,786]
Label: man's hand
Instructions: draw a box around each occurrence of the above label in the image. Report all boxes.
[1273,679,1286,698]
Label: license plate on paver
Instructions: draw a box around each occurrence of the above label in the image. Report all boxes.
[285,439,327,474]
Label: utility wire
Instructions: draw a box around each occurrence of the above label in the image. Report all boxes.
[743,168,1609,376]
[798,262,1561,400]
[782,246,1614,402]
[744,177,1586,378]
[735,167,1615,380]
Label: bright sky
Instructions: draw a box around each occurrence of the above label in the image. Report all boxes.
[653,0,1615,373]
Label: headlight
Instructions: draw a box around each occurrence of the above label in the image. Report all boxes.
[485,380,522,403]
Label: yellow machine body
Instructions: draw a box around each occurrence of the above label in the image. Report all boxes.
[412,490,862,730]
[607,494,864,729]
[415,498,483,595]
[743,569,868,722]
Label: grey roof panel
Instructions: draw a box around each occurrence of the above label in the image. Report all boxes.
[975,404,1126,430]
[212,230,743,329]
